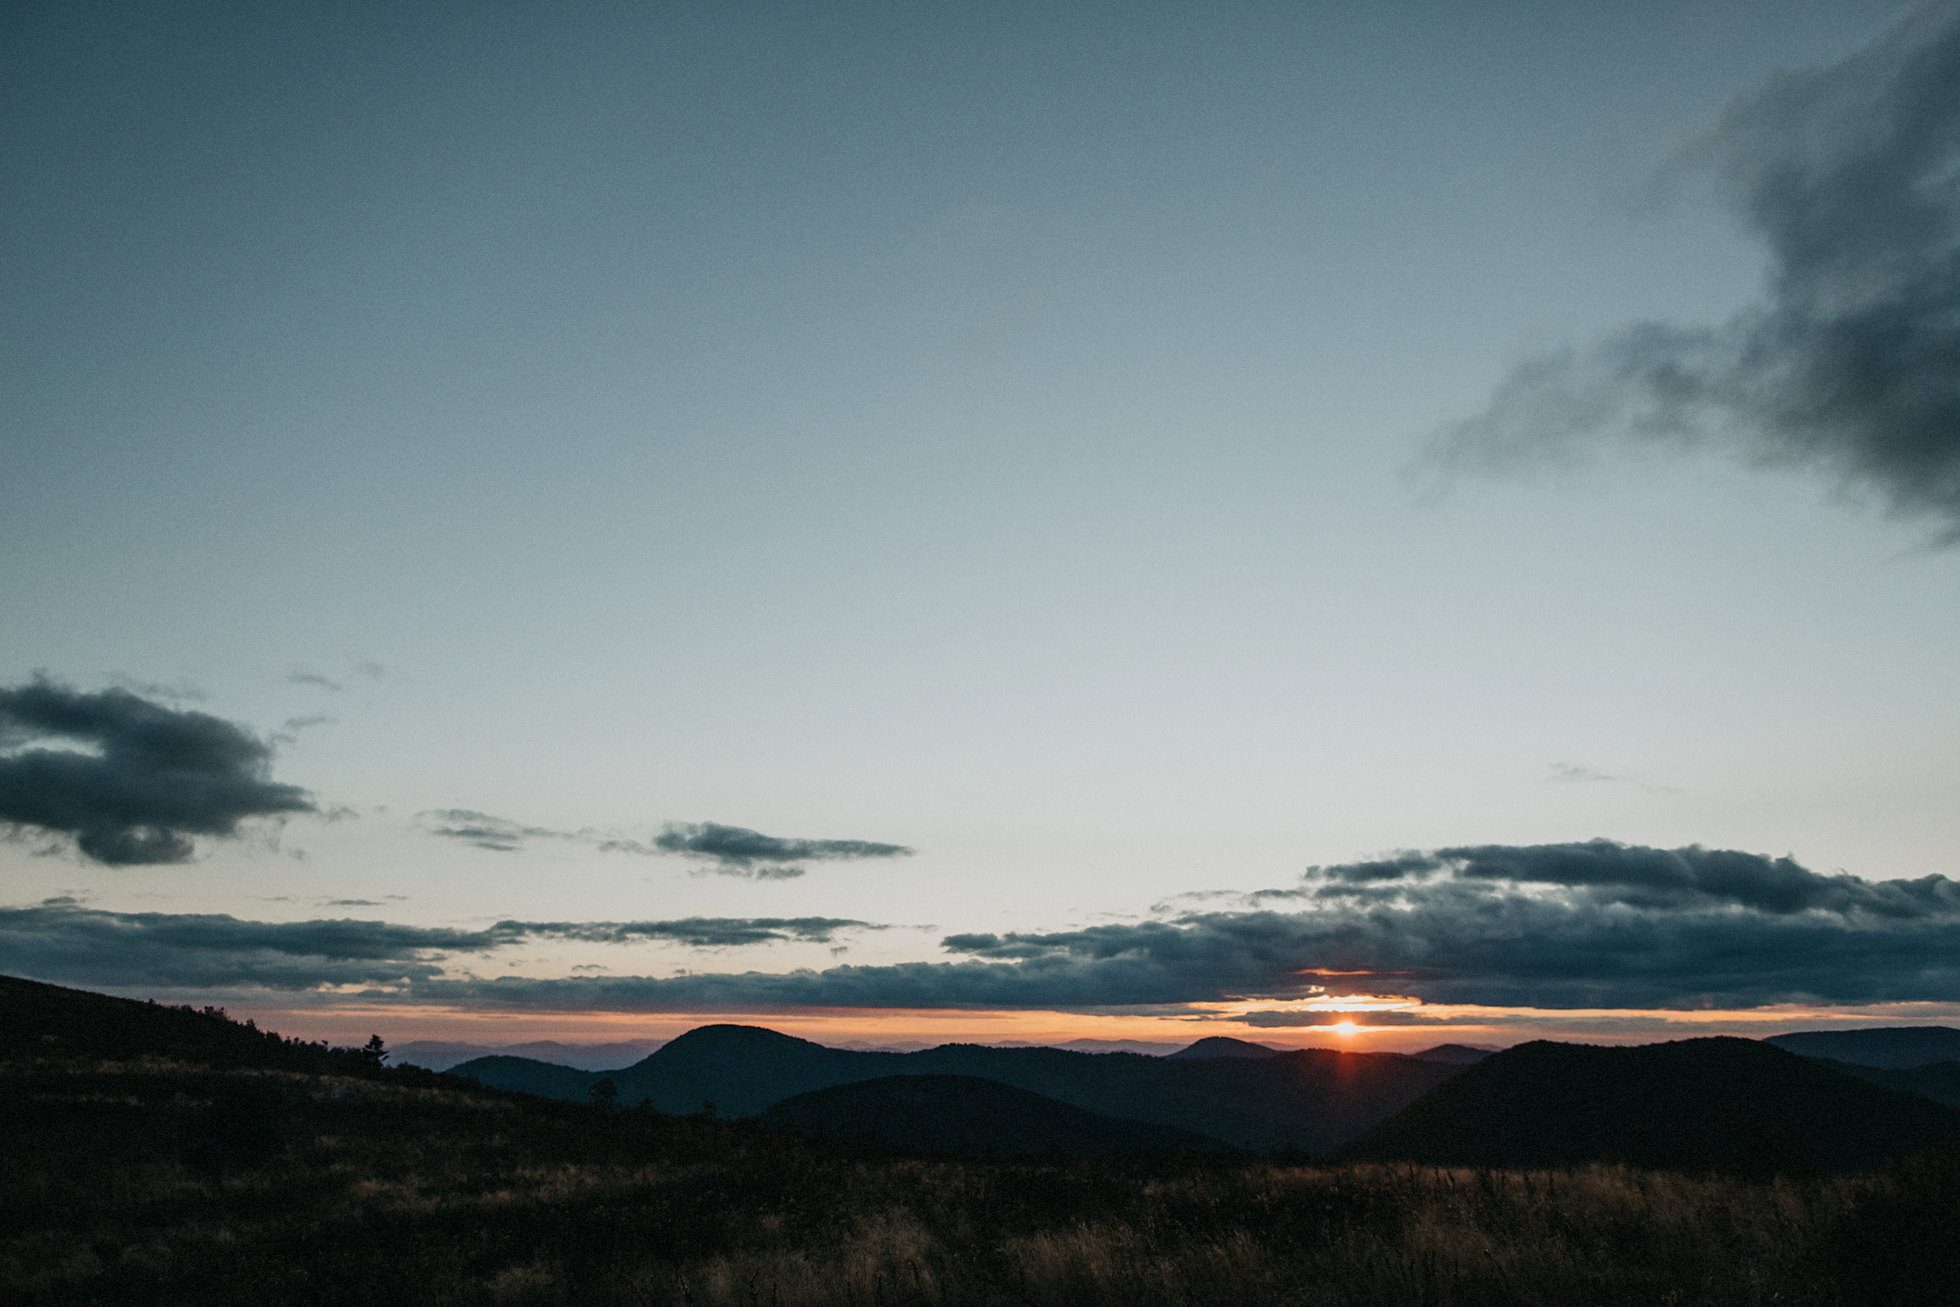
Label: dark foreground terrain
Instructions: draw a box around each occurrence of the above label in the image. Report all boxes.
[5,976,1960,1306]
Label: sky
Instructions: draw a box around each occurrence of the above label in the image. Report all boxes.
[4,0,1958,1053]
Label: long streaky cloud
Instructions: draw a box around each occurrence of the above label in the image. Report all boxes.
[1430,6,1960,538]
[418,810,911,878]
[0,900,884,990]
[493,916,885,948]
[651,821,914,879]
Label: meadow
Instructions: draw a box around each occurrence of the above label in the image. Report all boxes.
[5,1047,1956,1306]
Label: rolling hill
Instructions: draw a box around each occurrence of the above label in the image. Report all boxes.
[1166,1036,1283,1059]
[1809,1058,1960,1110]
[1345,1037,1960,1174]
[761,1074,1233,1156]
[392,1038,663,1071]
[0,973,391,1075]
[1408,1043,1495,1065]
[454,1022,1461,1151]
[1765,1026,1960,1069]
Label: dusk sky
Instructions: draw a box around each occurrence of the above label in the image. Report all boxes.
[5,1,1958,1051]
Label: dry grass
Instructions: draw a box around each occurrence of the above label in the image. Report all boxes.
[3,1058,1955,1306]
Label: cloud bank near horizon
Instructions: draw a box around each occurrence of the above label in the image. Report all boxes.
[0,900,885,989]
[8,841,1957,1015]
[1430,6,1960,538]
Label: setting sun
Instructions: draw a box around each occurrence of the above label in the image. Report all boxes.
[1329,1019,1361,1037]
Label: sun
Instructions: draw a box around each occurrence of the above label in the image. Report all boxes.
[1329,1019,1361,1036]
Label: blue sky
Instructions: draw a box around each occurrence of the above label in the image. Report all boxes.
[5,1,1958,1048]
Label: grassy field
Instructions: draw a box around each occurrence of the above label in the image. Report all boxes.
[5,1046,1959,1305]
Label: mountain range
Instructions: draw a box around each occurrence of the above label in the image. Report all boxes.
[5,973,1955,1174]
[394,1039,666,1072]
[454,1023,1460,1151]
[454,1019,1960,1168]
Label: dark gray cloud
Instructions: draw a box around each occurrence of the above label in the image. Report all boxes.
[0,899,496,989]
[10,842,1955,1014]
[1305,840,1960,919]
[652,821,913,879]
[1232,1010,1433,1028]
[389,955,1210,1013]
[418,808,586,853]
[416,812,907,877]
[286,669,343,692]
[491,916,882,948]
[0,679,314,865]
[0,900,884,991]
[1431,7,1960,538]
[939,841,1960,1009]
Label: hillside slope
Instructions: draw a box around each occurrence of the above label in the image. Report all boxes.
[1766,1026,1960,1069]
[457,1023,1460,1152]
[0,974,387,1075]
[762,1074,1233,1156]
[1346,1037,1960,1174]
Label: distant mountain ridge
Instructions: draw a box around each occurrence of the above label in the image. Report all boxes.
[1346,1037,1960,1174]
[1407,1043,1495,1065]
[1167,1036,1283,1060]
[1765,1026,1960,1069]
[393,1039,665,1072]
[454,1022,1459,1152]
[10,974,1960,1176]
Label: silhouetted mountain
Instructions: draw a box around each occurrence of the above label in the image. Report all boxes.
[762,1075,1233,1156]
[1408,1043,1496,1065]
[1815,1058,1960,1111]
[393,1038,662,1072]
[1347,1038,1960,1174]
[1766,1026,1960,1069]
[446,1054,598,1100]
[455,1022,1460,1152]
[1052,1038,1189,1055]
[1167,1036,1283,1060]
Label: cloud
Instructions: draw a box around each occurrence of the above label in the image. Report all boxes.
[269,715,336,747]
[418,808,583,853]
[1550,762,1617,784]
[0,900,885,990]
[107,676,206,703]
[286,669,343,693]
[1305,840,1960,918]
[10,842,1955,1015]
[1429,7,1960,538]
[387,956,1215,1013]
[497,917,884,948]
[416,812,907,877]
[1233,1010,1434,1028]
[0,679,314,865]
[0,899,497,988]
[938,841,1960,1009]
[652,821,914,878]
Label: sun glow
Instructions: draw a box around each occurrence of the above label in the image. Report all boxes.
[1329,1019,1361,1036]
